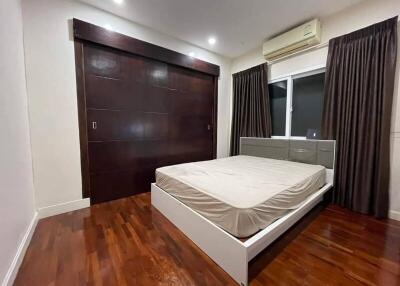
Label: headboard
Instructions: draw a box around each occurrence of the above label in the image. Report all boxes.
[239,137,335,169]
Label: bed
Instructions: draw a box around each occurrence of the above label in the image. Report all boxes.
[151,138,335,286]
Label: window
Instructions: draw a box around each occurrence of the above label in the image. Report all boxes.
[268,69,325,138]
[291,72,325,136]
[268,81,287,136]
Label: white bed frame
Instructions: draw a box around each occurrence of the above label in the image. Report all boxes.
[151,138,335,286]
[152,173,333,286]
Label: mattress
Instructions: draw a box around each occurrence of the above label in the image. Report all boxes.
[155,155,326,238]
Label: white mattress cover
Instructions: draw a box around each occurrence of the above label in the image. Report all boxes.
[156,155,326,238]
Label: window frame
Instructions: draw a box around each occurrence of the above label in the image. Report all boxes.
[268,65,326,140]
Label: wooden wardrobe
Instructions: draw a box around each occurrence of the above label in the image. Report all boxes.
[73,19,219,204]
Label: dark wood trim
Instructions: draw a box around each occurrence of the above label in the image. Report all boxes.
[74,40,91,199]
[212,77,218,158]
[73,18,220,76]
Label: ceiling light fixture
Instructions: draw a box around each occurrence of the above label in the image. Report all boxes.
[113,0,124,4]
[189,52,196,58]
[208,37,216,45]
[104,24,114,31]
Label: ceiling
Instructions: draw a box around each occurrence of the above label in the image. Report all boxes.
[78,0,363,58]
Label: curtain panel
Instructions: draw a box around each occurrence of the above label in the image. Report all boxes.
[322,17,398,217]
[230,63,272,155]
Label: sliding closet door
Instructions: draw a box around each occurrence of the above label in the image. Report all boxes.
[82,44,215,204]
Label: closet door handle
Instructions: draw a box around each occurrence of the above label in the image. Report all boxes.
[207,124,211,130]
[92,121,97,130]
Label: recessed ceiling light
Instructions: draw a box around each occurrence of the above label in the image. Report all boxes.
[208,37,216,45]
[113,0,124,4]
[189,52,196,58]
[104,24,113,31]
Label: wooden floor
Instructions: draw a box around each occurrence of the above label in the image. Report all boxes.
[15,193,400,286]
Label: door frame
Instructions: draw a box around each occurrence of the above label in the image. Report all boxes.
[73,19,220,199]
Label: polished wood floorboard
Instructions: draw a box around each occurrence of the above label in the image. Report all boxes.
[14,193,400,286]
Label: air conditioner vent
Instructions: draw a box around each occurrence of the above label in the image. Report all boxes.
[263,19,321,61]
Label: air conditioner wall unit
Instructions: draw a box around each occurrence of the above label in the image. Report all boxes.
[263,19,321,61]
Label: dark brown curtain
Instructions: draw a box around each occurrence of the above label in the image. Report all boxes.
[230,63,272,155]
[322,17,398,218]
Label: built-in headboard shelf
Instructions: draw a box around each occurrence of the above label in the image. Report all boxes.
[240,137,336,184]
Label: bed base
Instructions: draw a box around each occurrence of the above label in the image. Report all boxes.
[151,182,333,286]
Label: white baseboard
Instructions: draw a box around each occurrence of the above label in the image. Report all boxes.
[389,210,400,221]
[1,199,90,286]
[1,212,38,286]
[37,198,90,219]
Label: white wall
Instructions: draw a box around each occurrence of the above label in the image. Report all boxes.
[21,0,232,209]
[0,0,36,284]
[231,0,400,218]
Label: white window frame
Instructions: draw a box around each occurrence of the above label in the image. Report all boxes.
[269,65,326,140]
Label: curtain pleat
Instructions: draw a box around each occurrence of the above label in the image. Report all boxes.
[322,17,398,218]
[230,63,272,155]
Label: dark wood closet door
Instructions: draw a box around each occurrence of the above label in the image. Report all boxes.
[83,45,215,204]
